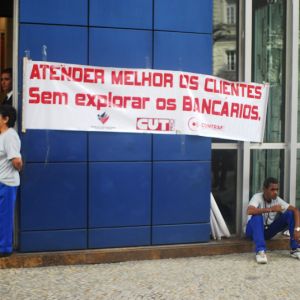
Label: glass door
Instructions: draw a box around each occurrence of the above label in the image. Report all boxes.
[251,0,286,197]
[212,0,239,234]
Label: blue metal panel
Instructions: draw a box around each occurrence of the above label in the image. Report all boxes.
[89,28,152,68]
[89,0,152,29]
[89,227,150,248]
[19,0,88,26]
[153,135,211,161]
[154,0,212,33]
[18,25,88,161]
[89,162,151,227]
[21,130,87,162]
[19,230,87,252]
[153,161,210,225]
[154,31,212,74]
[89,132,151,161]
[20,163,87,230]
[19,24,88,64]
[152,223,210,245]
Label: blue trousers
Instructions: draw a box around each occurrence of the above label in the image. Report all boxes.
[0,183,17,254]
[246,211,299,252]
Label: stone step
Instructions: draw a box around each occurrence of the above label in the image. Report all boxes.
[0,237,289,269]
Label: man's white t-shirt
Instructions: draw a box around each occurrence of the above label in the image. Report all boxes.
[247,192,289,225]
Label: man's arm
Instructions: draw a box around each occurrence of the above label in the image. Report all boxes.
[287,205,300,241]
[11,157,23,172]
[247,204,286,215]
[247,205,271,215]
[287,205,300,227]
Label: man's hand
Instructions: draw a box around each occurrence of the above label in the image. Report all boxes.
[287,206,300,243]
[12,157,23,172]
[294,230,300,243]
[270,205,284,213]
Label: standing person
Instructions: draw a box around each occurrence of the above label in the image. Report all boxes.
[246,177,300,264]
[0,105,22,257]
[0,68,13,106]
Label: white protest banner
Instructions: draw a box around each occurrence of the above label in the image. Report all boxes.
[22,59,269,142]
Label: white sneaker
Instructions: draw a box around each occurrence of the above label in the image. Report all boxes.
[290,248,300,259]
[256,250,268,264]
[282,230,290,237]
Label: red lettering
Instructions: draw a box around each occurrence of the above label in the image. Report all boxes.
[247,85,255,99]
[83,68,95,83]
[86,94,97,106]
[30,64,105,83]
[212,100,221,115]
[251,106,259,120]
[230,103,240,118]
[49,66,60,80]
[166,98,177,110]
[29,87,40,103]
[111,71,123,84]
[230,82,239,96]
[72,67,83,82]
[156,98,166,110]
[220,101,229,116]
[202,98,212,114]
[204,78,214,93]
[41,91,52,104]
[189,76,199,90]
[75,92,149,111]
[182,96,192,111]
[75,93,86,106]
[94,69,105,84]
[204,77,264,101]
[30,65,41,80]
[61,66,72,81]
[111,70,173,87]
[222,81,230,95]
[193,98,201,112]
[152,72,163,87]
[255,86,262,99]
[239,83,247,97]
[40,64,49,79]
[179,74,198,90]
[164,73,173,88]
[28,87,68,105]
[242,104,252,119]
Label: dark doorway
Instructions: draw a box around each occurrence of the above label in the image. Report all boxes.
[0,0,13,18]
[0,0,13,98]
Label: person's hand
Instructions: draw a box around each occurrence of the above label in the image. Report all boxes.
[270,205,284,212]
[294,230,300,242]
[12,157,23,172]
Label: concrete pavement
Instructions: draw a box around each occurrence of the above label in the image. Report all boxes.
[0,250,299,299]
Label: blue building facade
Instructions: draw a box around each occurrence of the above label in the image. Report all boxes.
[17,0,212,252]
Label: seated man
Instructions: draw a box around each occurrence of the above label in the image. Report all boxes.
[246,177,300,264]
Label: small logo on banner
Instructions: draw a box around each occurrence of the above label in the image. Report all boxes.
[97,112,109,124]
[136,118,175,132]
[188,117,224,131]
[188,117,199,131]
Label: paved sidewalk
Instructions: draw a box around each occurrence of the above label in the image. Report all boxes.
[0,250,299,299]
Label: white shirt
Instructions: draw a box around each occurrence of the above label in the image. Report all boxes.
[247,192,289,225]
[6,90,13,99]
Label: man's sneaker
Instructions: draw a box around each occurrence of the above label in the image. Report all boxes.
[290,248,300,259]
[256,250,268,264]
